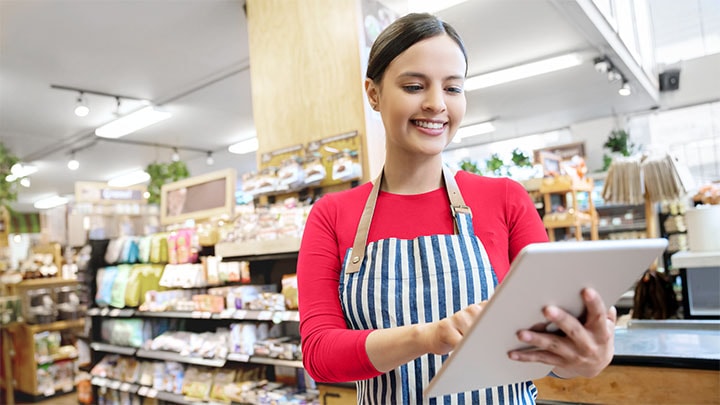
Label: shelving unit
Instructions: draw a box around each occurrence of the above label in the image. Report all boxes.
[540,176,598,241]
[6,319,85,397]
[86,240,306,404]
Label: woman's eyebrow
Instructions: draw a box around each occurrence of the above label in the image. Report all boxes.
[398,72,464,81]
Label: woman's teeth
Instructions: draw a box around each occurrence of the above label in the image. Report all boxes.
[414,120,444,130]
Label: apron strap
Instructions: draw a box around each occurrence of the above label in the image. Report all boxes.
[345,165,471,274]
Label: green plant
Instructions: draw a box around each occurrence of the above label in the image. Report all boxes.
[146,161,190,204]
[0,143,21,207]
[458,158,483,175]
[485,153,505,176]
[602,129,635,171]
[510,148,532,168]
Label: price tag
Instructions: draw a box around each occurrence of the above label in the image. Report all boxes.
[202,311,212,319]
[258,311,273,320]
[109,380,121,390]
[191,311,202,319]
[138,386,149,396]
[109,309,120,317]
[233,310,247,320]
[147,388,158,398]
[100,308,109,316]
[120,383,131,392]
[229,353,250,362]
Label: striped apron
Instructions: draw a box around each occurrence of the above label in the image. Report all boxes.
[340,166,538,404]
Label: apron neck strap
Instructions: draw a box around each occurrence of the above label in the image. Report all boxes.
[346,165,471,274]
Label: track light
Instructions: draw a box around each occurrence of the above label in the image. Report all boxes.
[68,153,80,170]
[618,80,632,96]
[206,152,214,166]
[74,92,89,117]
[171,148,180,162]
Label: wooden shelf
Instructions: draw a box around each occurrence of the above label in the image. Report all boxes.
[539,175,594,193]
[540,176,598,241]
[543,211,594,229]
[11,319,85,334]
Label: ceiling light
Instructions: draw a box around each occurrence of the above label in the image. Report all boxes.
[74,92,89,117]
[34,195,69,210]
[453,121,496,143]
[7,163,38,181]
[108,170,151,187]
[465,53,584,91]
[206,152,214,166]
[618,81,632,96]
[409,0,468,13]
[171,148,180,162]
[95,106,171,139]
[228,137,259,154]
[68,153,80,170]
[20,178,30,188]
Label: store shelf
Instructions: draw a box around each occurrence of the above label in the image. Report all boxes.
[90,342,138,356]
[92,377,201,404]
[136,349,226,367]
[91,377,139,394]
[247,356,303,369]
[18,319,85,334]
[215,237,301,259]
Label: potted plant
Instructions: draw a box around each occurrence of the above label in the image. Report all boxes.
[0,142,21,207]
[602,129,635,171]
[146,161,190,204]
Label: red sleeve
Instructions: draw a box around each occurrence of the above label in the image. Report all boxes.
[297,192,379,383]
[504,178,549,264]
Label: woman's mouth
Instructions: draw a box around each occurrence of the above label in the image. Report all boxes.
[412,119,446,135]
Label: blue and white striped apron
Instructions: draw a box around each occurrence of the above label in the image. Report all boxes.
[340,166,538,404]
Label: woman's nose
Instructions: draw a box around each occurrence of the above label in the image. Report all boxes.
[422,88,446,113]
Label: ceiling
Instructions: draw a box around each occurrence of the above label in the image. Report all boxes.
[0,0,660,212]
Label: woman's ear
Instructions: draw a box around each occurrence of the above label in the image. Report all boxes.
[365,78,379,111]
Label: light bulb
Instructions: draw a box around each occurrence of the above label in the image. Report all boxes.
[68,158,80,170]
[20,178,30,187]
[618,81,631,96]
[206,152,214,166]
[171,148,180,162]
[74,93,89,117]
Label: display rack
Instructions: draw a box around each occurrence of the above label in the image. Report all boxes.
[540,176,598,241]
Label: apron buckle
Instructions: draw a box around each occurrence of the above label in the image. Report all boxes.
[451,204,472,216]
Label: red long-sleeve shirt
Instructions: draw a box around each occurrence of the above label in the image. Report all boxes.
[297,171,548,383]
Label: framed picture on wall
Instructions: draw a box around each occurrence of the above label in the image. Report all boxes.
[537,151,562,177]
[161,168,237,225]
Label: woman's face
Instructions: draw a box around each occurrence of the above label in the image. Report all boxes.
[366,34,466,159]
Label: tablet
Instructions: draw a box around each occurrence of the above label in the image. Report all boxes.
[424,238,668,398]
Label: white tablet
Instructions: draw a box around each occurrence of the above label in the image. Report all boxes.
[424,238,668,398]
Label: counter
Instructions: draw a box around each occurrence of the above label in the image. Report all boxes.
[534,320,720,404]
[671,250,720,318]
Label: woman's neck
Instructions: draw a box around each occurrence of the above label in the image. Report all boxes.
[382,156,444,195]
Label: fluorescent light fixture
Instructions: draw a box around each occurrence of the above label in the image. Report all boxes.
[465,53,584,91]
[34,195,69,210]
[409,0,468,13]
[453,121,496,143]
[108,170,151,187]
[6,163,38,181]
[228,137,259,154]
[95,106,171,139]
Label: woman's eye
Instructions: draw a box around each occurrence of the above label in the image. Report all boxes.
[446,86,464,94]
[403,85,423,92]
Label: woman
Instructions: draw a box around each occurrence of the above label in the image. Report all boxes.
[297,13,616,404]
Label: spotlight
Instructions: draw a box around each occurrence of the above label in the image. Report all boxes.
[206,152,214,166]
[74,92,89,117]
[68,154,80,171]
[607,69,622,82]
[171,148,180,162]
[593,56,611,73]
[618,80,632,96]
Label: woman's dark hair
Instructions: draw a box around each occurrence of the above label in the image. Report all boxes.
[366,13,467,83]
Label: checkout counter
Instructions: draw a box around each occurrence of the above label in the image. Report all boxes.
[535,319,720,404]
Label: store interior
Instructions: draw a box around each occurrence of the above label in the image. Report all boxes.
[0,0,719,404]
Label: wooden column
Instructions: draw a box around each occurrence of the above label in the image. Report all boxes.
[246,0,384,182]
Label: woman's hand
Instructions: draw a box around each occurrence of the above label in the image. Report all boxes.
[508,288,617,379]
[417,303,486,355]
